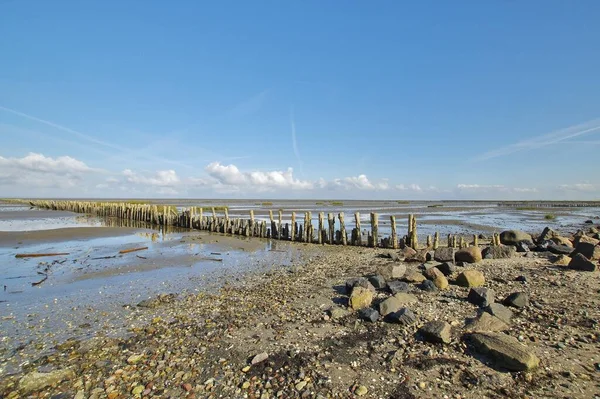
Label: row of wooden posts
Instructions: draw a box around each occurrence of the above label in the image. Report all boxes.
[17,200,501,250]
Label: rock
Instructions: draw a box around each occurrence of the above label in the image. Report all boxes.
[503,292,529,308]
[127,354,144,365]
[568,253,598,272]
[379,293,417,316]
[328,307,350,319]
[400,246,417,259]
[358,307,380,323]
[547,243,575,255]
[418,279,438,292]
[386,307,416,325]
[423,267,448,289]
[251,352,269,364]
[482,245,516,259]
[456,270,485,287]
[419,321,451,344]
[468,287,495,307]
[465,312,509,332]
[485,303,513,324]
[468,332,540,371]
[551,236,573,247]
[434,247,455,263]
[131,385,144,395]
[571,242,600,261]
[377,263,407,280]
[455,247,482,263]
[515,275,527,282]
[368,275,387,289]
[500,230,533,246]
[345,277,375,295]
[585,219,594,224]
[355,386,368,396]
[537,227,558,244]
[380,251,401,261]
[405,249,428,263]
[387,280,409,294]
[551,254,571,266]
[573,235,600,246]
[515,241,531,253]
[350,287,374,310]
[435,262,456,276]
[402,270,426,283]
[19,369,76,394]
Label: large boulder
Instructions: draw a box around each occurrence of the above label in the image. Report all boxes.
[482,245,516,259]
[536,227,558,244]
[456,270,485,287]
[345,277,375,295]
[503,292,529,308]
[379,293,417,316]
[367,275,387,289]
[434,247,455,263]
[550,236,573,247]
[500,230,533,246]
[377,263,407,280]
[568,253,598,272]
[349,287,373,310]
[468,287,495,307]
[358,307,379,323]
[455,247,482,263]
[402,270,426,283]
[423,267,449,289]
[573,235,600,246]
[386,307,416,325]
[551,254,571,266]
[387,280,410,294]
[570,242,600,261]
[468,332,539,371]
[485,303,513,324]
[546,243,575,255]
[464,312,509,332]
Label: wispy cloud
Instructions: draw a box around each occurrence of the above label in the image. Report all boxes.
[474,118,600,161]
[290,106,303,174]
[226,89,270,118]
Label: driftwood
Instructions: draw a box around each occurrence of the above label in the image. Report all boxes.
[91,255,117,260]
[31,273,48,286]
[15,253,69,258]
[118,247,149,254]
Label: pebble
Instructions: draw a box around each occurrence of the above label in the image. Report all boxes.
[355,385,368,396]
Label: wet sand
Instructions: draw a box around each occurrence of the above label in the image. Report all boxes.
[0,226,145,247]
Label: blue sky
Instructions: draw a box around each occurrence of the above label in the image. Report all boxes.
[1,0,599,199]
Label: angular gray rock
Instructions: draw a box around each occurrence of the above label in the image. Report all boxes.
[387,307,416,325]
[464,312,509,332]
[468,287,495,307]
[434,247,455,263]
[419,321,451,344]
[435,262,456,276]
[377,263,407,280]
[546,243,575,255]
[358,307,380,323]
[500,230,533,246]
[482,245,516,259]
[379,293,418,316]
[368,275,387,289]
[387,280,410,295]
[537,227,558,244]
[418,279,438,292]
[345,277,375,295]
[568,253,598,272]
[503,292,529,308]
[485,303,513,324]
[468,332,540,371]
[570,241,600,261]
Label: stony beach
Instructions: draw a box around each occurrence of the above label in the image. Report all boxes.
[1,219,600,398]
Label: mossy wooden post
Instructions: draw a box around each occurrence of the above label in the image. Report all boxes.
[433,232,440,249]
[447,234,452,248]
[473,234,478,247]
[307,211,313,243]
[407,214,413,246]
[460,236,466,248]
[224,208,230,233]
[327,213,335,245]
[249,210,254,237]
[354,212,361,246]
[291,212,296,241]
[426,235,432,248]
[318,212,324,244]
[269,210,276,239]
[451,235,457,248]
[370,212,378,248]
[339,212,347,245]
[410,215,418,250]
[278,210,283,239]
[390,215,398,249]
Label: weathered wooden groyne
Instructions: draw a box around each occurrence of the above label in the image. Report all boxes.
[9,199,500,250]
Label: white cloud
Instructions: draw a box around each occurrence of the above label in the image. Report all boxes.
[0,152,97,190]
[122,169,180,187]
[205,162,313,191]
[396,184,423,192]
[559,183,596,192]
[513,187,538,193]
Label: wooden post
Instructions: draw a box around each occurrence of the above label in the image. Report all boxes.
[410,215,418,250]
[278,210,283,239]
[426,235,432,248]
[307,212,313,243]
[370,212,378,248]
[328,213,335,245]
[390,216,398,249]
[339,212,347,245]
[269,210,276,239]
[473,234,478,247]
[318,212,324,244]
[291,212,296,241]
[224,208,230,234]
[249,210,255,237]
[448,234,452,248]
[354,212,361,246]
[433,232,439,249]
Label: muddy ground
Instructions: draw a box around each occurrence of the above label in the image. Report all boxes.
[1,241,599,399]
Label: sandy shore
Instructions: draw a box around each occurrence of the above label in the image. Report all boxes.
[0,227,148,247]
[1,243,599,398]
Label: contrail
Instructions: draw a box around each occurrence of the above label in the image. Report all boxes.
[473,118,600,161]
[290,106,304,174]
